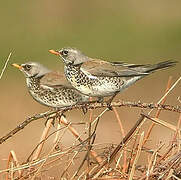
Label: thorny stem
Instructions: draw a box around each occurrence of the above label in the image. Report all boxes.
[0,101,180,145]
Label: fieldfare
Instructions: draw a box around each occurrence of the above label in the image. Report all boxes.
[12,62,89,108]
[49,48,177,104]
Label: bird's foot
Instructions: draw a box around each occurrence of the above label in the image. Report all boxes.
[81,106,88,114]
[44,116,56,127]
[106,98,113,110]
[44,111,65,127]
[106,92,119,110]
[106,101,113,110]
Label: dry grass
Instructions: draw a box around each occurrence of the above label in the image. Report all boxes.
[0,76,181,179]
[0,52,12,80]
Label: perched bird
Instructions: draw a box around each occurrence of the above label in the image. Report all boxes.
[49,48,177,104]
[12,62,89,108]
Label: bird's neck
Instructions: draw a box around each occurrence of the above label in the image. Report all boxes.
[65,64,81,73]
[26,76,41,90]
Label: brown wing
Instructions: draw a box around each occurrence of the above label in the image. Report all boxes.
[40,71,73,88]
[81,59,148,77]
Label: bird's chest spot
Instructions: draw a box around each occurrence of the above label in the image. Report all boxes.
[66,66,88,85]
[26,78,40,92]
[65,66,94,94]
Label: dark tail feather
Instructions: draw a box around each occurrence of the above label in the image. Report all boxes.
[145,60,178,73]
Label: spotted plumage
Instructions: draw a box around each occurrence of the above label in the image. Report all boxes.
[65,64,124,97]
[12,62,89,108]
[49,48,177,102]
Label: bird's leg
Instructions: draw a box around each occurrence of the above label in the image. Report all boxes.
[81,106,88,114]
[58,109,66,119]
[86,97,103,104]
[44,108,66,127]
[81,97,104,114]
[77,97,103,114]
[44,115,56,127]
[106,92,119,110]
[57,113,66,124]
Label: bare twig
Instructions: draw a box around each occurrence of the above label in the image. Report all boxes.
[26,126,66,162]
[89,114,145,178]
[112,107,127,173]
[156,76,181,105]
[1,101,180,145]
[61,151,79,178]
[143,76,172,145]
[71,134,96,179]
[0,52,12,80]
[31,125,68,180]
[32,115,54,161]
[176,114,181,152]
[129,132,144,180]
[0,110,56,145]
[146,143,164,180]
[81,101,181,113]
[71,112,101,179]
[141,113,179,132]
[127,133,138,174]
[0,133,101,178]
[59,115,102,164]
[158,152,181,179]
[6,150,22,180]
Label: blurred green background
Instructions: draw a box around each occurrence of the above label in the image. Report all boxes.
[1,0,181,70]
[0,0,180,177]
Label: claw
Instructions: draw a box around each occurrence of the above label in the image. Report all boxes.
[107,102,113,110]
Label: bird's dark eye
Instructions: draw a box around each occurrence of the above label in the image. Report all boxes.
[62,50,69,56]
[24,64,32,71]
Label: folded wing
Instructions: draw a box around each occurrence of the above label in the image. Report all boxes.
[40,71,73,88]
[81,59,149,77]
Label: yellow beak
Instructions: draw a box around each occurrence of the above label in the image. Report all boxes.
[12,63,23,70]
[49,49,60,56]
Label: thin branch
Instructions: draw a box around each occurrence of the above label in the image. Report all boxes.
[143,76,172,145]
[72,112,101,178]
[112,107,127,173]
[176,114,181,152]
[6,150,22,179]
[0,134,98,175]
[0,110,56,145]
[89,114,145,178]
[26,126,66,162]
[59,115,102,165]
[146,143,164,179]
[142,113,179,132]
[129,132,144,180]
[0,100,180,145]
[0,52,12,80]
[31,125,68,180]
[89,101,181,113]
[32,116,54,161]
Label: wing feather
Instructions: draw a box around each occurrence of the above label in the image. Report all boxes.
[40,71,73,88]
[81,59,148,77]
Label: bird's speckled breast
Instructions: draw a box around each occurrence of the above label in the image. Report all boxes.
[64,65,125,97]
[25,77,87,108]
[65,65,94,95]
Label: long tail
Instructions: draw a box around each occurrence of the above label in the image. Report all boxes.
[144,60,178,73]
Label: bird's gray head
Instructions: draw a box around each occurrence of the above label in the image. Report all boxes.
[49,47,89,65]
[12,62,51,78]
